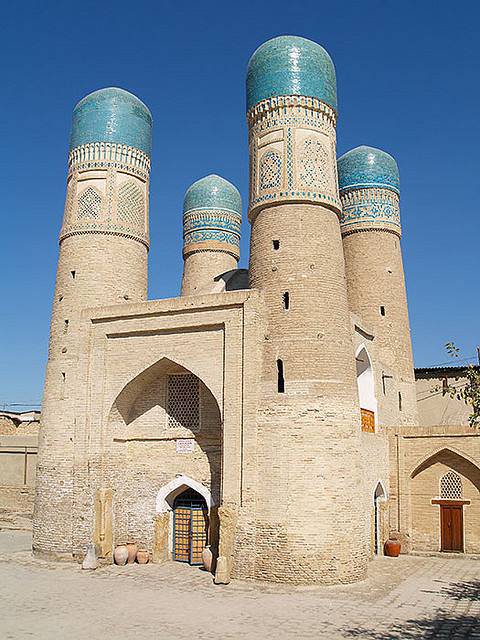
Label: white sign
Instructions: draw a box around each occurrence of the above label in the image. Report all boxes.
[176,439,195,454]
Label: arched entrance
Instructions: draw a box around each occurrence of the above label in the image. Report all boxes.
[356,346,377,432]
[106,358,221,559]
[173,488,209,565]
[373,482,386,555]
[410,448,480,553]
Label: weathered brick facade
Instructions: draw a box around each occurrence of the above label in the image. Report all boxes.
[33,37,479,584]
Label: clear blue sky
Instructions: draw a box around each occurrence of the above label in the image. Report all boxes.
[2,0,479,408]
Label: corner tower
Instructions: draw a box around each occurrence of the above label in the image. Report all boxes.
[181,175,242,295]
[338,146,418,425]
[245,36,367,584]
[33,88,152,557]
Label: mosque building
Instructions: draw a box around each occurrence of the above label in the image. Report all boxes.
[33,36,480,584]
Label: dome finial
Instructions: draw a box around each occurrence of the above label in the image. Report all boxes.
[338,146,400,194]
[70,87,152,156]
[246,35,337,112]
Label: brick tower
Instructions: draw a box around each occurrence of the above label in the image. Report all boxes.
[181,175,242,296]
[33,88,152,557]
[245,36,367,584]
[338,146,418,425]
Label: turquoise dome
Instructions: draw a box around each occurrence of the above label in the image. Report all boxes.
[338,146,400,194]
[246,36,337,112]
[183,175,242,214]
[70,87,152,156]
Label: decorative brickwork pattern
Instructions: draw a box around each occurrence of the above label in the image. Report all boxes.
[117,181,145,228]
[77,187,102,219]
[298,138,330,190]
[260,151,282,190]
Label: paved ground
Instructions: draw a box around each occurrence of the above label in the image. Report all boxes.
[0,529,479,639]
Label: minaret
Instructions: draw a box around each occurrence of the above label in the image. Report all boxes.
[33,88,152,557]
[181,175,242,296]
[338,146,418,425]
[246,36,367,584]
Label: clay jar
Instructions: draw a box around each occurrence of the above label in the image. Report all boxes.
[126,541,138,564]
[114,544,129,566]
[136,549,149,564]
[384,539,401,557]
[202,545,213,572]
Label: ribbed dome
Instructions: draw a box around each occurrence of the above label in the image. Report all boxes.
[338,146,399,194]
[70,87,152,156]
[183,175,242,214]
[246,35,337,112]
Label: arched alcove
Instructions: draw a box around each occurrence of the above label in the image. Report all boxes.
[105,357,222,559]
[356,345,377,432]
[409,448,480,553]
[373,481,387,556]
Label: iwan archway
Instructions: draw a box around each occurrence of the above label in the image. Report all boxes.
[105,357,222,563]
[410,448,480,553]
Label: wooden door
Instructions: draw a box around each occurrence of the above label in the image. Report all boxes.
[440,504,463,552]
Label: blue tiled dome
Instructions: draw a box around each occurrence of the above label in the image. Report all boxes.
[338,146,400,194]
[70,87,152,156]
[246,36,337,112]
[183,175,242,214]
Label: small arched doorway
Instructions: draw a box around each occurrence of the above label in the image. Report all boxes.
[356,346,377,432]
[173,488,209,565]
[374,482,386,555]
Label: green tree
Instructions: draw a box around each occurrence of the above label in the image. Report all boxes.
[438,343,480,428]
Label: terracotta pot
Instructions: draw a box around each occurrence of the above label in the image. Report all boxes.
[137,549,149,564]
[384,539,401,557]
[202,545,213,573]
[126,541,138,564]
[114,544,128,566]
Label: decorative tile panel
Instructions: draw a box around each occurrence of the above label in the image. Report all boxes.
[60,143,150,248]
[183,175,242,259]
[248,96,341,219]
[339,188,401,237]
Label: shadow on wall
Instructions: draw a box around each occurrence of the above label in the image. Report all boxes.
[341,580,480,639]
[107,356,222,506]
[411,448,480,491]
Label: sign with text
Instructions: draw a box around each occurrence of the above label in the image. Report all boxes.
[176,439,195,454]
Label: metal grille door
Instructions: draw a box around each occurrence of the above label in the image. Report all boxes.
[173,489,208,565]
[173,507,191,562]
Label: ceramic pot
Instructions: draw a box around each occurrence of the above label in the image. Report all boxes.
[137,549,149,564]
[126,541,138,564]
[114,544,128,566]
[384,539,401,557]
[202,545,213,573]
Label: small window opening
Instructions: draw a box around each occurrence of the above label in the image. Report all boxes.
[273,240,280,250]
[282,291,290,310]
[63,319,69,334]
[70,270,76,279]
[380,306,386,316]
[61,372,66,398]
[398,391,402,411]
[58,295,63,302]
[276,359,285,393]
